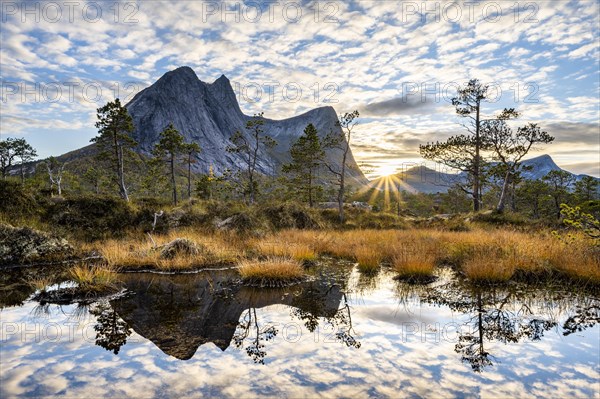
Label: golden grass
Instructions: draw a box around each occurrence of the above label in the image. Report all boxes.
[253,239,316,261]
[392,236,441,278]
[69,265,117,292]
[461,246,516,282]
[78,226,600,284]
[27,276,55,292]
[238,257,305,284]
[354,245,382,273]
[263,228,600,284]
[393,250,437,278]
[90,229,242,270]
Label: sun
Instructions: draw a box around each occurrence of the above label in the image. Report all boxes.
[377,164,399,178]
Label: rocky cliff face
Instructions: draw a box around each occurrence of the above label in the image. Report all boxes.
[125,66,367,185]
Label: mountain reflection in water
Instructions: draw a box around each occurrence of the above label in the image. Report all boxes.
[108,268,354,361]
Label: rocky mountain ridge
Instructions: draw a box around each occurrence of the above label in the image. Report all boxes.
[125,66,367,184]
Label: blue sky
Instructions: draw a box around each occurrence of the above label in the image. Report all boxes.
[1,0,598,178]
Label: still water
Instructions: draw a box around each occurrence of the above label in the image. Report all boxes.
[1,262,599,398]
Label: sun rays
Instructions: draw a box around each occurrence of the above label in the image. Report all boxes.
[358,172,416,210]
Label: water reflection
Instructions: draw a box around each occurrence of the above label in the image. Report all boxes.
[401,277,599,372]
[563,302,600,336]
[1,262,598,398]
[107,268,355,361]
[0,265,66,309]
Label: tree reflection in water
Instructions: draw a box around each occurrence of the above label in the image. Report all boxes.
[563,302,600,336]
[332,293,361,349]
[20,263,598,371]
[90,301,132,355]
[233,290,361,364]
[233,308,278,364]
[417,279,600,372]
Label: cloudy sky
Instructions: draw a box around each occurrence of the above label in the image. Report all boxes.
[1,0,598,178]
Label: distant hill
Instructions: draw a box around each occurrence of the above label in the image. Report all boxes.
[368,155,599,194]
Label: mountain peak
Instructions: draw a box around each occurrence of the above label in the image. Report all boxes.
[173,65,196,75]
[522,154,560,170]
[208,73,241,115]
[156,66,199,85]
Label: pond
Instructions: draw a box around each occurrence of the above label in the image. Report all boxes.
[1,262,599,398]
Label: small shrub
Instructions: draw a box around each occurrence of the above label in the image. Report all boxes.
[0,180,40,219]
[45,195,135,240]
[261,202,324,230]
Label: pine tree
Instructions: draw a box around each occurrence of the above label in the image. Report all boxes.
[92,99,137,201]
[13,139,37,184]
[283,123,324,207]
[227,112,276,204]
[484,121,554,212]
[152,123,185,205]
[324,110,360,223]
[421,80,498,211]
[182,142,201,200]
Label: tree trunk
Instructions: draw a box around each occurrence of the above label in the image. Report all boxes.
[338,170,346,224]
[248,173,254,204]
[116,143,129,201]
[496,171,511,213]
[20,163,25,184]
[510,180,517,212]
[532,196,539,219]
[473,103,481,211]
[337,187,344,224]
[308,170,313,207]
[170,154,177,205]
[187,154,192,200]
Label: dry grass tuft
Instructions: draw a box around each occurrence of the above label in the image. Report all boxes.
[354,245,382,273]
[393,250,437,278]
[254,239,316,261]
[27,276,55,293]
[461,246,516,282]
[238,257,305,286]
[69,265,117,292]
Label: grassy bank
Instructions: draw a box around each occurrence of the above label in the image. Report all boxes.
[255,229,600,285]
[75,226,600,286]
[81,229,242,271]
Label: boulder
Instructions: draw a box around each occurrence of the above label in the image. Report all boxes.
[158,238,203,259]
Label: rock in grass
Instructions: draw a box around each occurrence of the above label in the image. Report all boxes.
[0,224,73,266]
[158,238,203,259]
